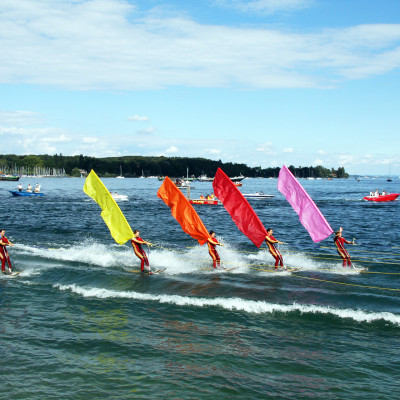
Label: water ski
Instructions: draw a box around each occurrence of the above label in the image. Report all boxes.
[260,265,300,273]
[6,271,20,277]
[127,268,166,274]
[220,266,239,272]
[287,267,301,273]
[348,263,368,273]
[202,266,239,272]
[271,267,298,273]
[146,268,166,275]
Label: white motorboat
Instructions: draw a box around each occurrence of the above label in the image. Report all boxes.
[243,192,274,199]
[230,175,245,182]
[197,175,213,182]
[111,192,129,201]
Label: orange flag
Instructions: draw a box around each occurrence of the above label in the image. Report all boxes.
[157,176,210,245]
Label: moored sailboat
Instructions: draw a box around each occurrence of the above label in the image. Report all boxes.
[116,165,124,179]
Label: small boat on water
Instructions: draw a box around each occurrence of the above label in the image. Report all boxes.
[196,175,245,182]
[1,175,20,181]
[111,192,129,201]
[243,192,274,199]
[116,165,124,179]
[189,199,221,205]
[363,193,399,202]
[9,191,44,197]
[174,179,195,189]
[197,175,213,182]
[230,175,245,182]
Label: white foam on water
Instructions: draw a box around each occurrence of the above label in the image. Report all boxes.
[15,241,364,276]
[54,283,400,326]
[14,241,246,275]
[17,241,147,271]
[148,242,249,275]
[17,269,42,277]
[19,280,35,285]
[272,248,365,275]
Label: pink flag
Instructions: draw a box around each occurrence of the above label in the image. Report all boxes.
[213,168,267,247]
[277,165,333,242]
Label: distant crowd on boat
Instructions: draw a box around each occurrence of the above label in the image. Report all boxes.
[18,183,41,193]
[369,189,390,196]
[363,189,399,202]
[199,194,215,200]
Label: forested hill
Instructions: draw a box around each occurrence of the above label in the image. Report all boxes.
[0,154,349,178]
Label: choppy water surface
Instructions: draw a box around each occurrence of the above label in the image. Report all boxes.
[1,177,400,399]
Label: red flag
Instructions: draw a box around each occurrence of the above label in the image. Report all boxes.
[213,168,267,247]
[157,176,210,245]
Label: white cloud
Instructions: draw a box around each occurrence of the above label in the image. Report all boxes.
[283,147,293,153]
[83,137,99,144]
[214,0,314,14]
[128,115,150,122]
[165,145,178,153]
[205,148,221,155]
[338,154,354,165]
[317,150,327,155]
[40,134,70,143]
[0,111,45,127]
[256,142,277,155]
[313,158,324,165]
[256,142,273,151]
[0,123,108,155]
[0,126,63,137]
[1,1,400,90]
[137,126,157,135]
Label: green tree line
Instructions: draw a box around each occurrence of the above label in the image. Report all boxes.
[0,154,348,178]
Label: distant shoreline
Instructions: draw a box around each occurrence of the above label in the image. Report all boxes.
[0,154,348,179]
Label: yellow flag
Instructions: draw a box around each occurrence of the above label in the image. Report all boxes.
[83,170,133,244]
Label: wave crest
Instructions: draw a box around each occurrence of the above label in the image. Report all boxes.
[54,283,400,326]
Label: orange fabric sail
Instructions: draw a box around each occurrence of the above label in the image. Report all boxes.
[157,176,210,245]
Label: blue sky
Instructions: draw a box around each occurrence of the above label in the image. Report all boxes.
[1,0,400,175]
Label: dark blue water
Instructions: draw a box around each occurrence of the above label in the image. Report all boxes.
[1,177,400,399]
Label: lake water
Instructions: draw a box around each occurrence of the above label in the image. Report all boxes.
[1,176,399,399]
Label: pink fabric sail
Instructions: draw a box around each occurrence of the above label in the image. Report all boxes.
[277,165,333,242]
[213,168,267,247]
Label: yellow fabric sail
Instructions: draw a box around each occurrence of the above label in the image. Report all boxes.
[83,170,133,244]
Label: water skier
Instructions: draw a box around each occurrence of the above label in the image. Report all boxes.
[207,231,223,269]
[131,230,152,273]
[265,228,285,270]
[334,227,355,267]
[0,229,14,274]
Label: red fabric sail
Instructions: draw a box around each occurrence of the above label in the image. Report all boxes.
[157,176,210,245]
[213,168,267,247]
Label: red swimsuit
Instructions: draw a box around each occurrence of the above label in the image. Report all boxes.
[265,234,284,268]
[334,235,352,267]
[207,237,221,269]
[0,236,13,273]
[131,237,149,271]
